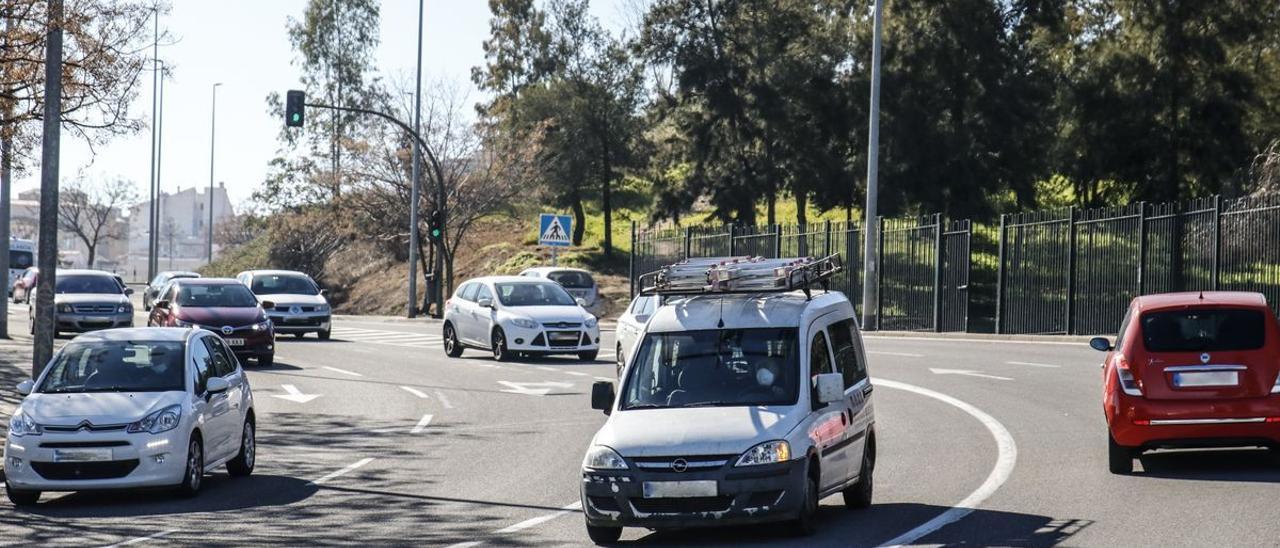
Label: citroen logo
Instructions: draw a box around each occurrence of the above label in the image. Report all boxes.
[670,458,688,473]
[77,420,93,432]
[222,326,234,335]
[1200,352,1211,364]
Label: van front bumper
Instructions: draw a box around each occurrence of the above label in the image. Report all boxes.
[581,457,807,529]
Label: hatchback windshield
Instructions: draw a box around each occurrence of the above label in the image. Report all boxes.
[548,271,594,289]
[38,341,186,393]
[56,275,122,294]
[496,282,576,306]
[178,284,258,307]
[1141,308,1266,352]
[251,274,319,295]
[622,328,799,409]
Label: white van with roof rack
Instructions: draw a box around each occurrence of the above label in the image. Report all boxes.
[580,255,875,543]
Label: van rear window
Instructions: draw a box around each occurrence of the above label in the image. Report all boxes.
[1141,309,1266,352]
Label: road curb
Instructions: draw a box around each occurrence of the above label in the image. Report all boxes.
[866,330,1097,344]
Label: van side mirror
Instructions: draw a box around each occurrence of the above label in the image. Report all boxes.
[1089,337,1113,352]
[814,373,843,404]
[16,379,34,395]
[591,381,616,415]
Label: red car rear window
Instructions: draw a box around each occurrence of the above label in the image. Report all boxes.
[1140,308,1266,352]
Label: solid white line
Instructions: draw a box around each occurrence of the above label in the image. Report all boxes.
[400,386,429,399]
[536,366,557,372]
[434,390,455,409]
[564,371,589,377]
[411,414,434,434]
[357,334,436,343]
[443,543,482,548]
[875,378,1017,547]
[309,457,374,486]
[494,501,582,534]
[102,529,179,547]
[1005,360,1060,368]
[594,376,613,382]
[323,366,363,377]
[865,335,1086,346]
[868,350,925,357]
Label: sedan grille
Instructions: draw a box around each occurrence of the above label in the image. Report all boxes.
[32,459,139,480]
[72,304,117,314]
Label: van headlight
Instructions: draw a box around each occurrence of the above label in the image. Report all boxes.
[736,440,791,467]
[127,404,182,434]
[509,317,537,329]
[8,411,42,437]
[582,445,628,470]
[584,316,598,329]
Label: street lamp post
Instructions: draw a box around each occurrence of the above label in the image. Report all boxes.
[861,0,884,331]
[207,82,222,263]
[407,0,424,318]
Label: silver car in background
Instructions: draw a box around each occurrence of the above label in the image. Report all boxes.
[236,269,332,339]
[519,267,602,316]
[30,269,134,337]
[144,271,201,311]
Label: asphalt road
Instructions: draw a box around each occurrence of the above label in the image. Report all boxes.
[1,304,1279,546]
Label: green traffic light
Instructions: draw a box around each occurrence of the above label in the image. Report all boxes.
[431,229,441,237]
[291,113,300,122]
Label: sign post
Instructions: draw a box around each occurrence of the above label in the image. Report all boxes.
[538,214,572,265]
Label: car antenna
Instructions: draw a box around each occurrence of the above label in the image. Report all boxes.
[717,297,725,328]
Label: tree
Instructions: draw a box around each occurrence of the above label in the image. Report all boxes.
[56,177,135,267]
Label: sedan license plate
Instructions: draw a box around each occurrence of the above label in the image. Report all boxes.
[53,448,113,462]
[225,338,245,346]
[642,480,718,499]
[87,316,112,323]
[1172,371,1239,387]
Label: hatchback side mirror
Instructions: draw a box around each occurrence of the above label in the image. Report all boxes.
[16,379,34,395]
[207,376,230,395]
[814,373,843,404]
[477,297,494,309]
[1089,337,1113,352]
[575,297,588,307]
[591,381,616,415]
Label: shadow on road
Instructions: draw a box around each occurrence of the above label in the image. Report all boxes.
[12,474,317,518]
[1137,448,1280,482]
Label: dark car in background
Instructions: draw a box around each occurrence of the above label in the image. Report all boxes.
[148,278,276,366]
[143,271,201,311]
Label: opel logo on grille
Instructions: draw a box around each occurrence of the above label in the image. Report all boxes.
[670,458,688,473]
[222,326,234,335]
[1200,352,1211,364]
[289,305,303,315]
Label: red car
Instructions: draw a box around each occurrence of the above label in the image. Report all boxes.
[11,267,37,304]
[148,278,277,366]
[1094,291,1280,474]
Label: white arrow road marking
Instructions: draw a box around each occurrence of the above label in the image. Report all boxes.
[498,381,574,396]
[495,501,582,534]
[434,390,455,409]
[309,457,374,486]
[1005,360,1060,368]
[411,414,434,434]
[400,386,429,399]
[869,351,925,357]
[929,368,1013,381]
[272,384,321,403]
[323,366,363,377]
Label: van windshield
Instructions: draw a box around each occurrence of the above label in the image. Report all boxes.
[1141,308,1266,352]
[621,328,799,410]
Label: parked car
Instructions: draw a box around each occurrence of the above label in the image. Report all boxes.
[519,267,603,316]
[1093,291,1280,474]
[236,270,331,340]
[443,276,600,361]
[31,269,133,337]
[148,278,276,367]
[613,294,659,377]
[580,256,872,543]
[11,267,37,304]
[3,327,257,506]
[144,271,200,311]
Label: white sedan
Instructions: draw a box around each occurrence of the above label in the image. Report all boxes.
[443,276,601,361]
[3,328,256,505]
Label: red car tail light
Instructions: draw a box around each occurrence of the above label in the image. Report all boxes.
[1115,355,1143,397]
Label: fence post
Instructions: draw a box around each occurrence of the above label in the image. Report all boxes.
[876,217,885,331]
[684,226,692,259]
[824,220,832,257]
[728,224,737,257]
[933,213,943,332]
[628,221,637,299]
[1212,195,1221,290]
[1136,202,1147,296]
[1065,207,1077,335]
[995,214,1006,334]
[773,224,782,258]
[963,222,972,333]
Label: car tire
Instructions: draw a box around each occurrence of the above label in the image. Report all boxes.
[492,328,511,362]
[578,350,598,362]
[318,329,331,341]
[258,354,274,367]
[176,437,204,498]
[443,323,464,357]
[226,418,256,477]
[5,481,39,506]
[789,473,819,536]
[843,433,875,509]
[1108,432,1134,474]
[585,521,623,545]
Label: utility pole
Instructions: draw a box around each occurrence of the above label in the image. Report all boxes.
[0,13,12,338]
[147,10,159,282]
[33,0,64,376]
[861,0,884,331]
[407,0,424,318]
[155,64,166,272]
[207,82,222,263]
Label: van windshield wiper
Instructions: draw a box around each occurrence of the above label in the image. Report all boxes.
[624,402,666,410]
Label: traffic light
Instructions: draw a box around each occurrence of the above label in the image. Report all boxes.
[285,90,305,127]
[427,210,443,243]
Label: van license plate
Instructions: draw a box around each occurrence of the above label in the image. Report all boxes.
[1173,371,1238,387]
[225,338,245,346]
[53,448,113,462]
[642,480,717,499]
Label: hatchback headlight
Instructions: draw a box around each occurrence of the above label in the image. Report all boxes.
[509,317,538,329]
[8,411,42,437]
[584,316,598,329]
[127,404,182,434]
[582,445,628,470]
[736,440,791,467]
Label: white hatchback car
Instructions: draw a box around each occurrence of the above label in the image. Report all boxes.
[4,328,256,505]
[443,276,601,361]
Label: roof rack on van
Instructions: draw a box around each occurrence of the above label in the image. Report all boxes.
[638,254,843,299]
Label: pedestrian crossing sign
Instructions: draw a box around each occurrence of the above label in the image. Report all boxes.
[539,214,572,247]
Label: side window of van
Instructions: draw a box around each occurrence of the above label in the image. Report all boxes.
[810,330,835,405]
[828,318,866,388]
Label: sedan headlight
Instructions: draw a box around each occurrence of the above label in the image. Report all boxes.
[127,404,182,434]
[582,445,628,470]
[316,303,330,313]
[509,317,538,329]
[584,316,598,329]
[251,319,272,331]
[735,440,791,467]
[8,411,42,437]
[56,304,73,313]
[117,303,132,314]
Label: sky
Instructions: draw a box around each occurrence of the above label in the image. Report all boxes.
[13,0,630,210]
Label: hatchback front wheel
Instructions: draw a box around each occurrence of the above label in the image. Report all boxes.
[492,328,511,362]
